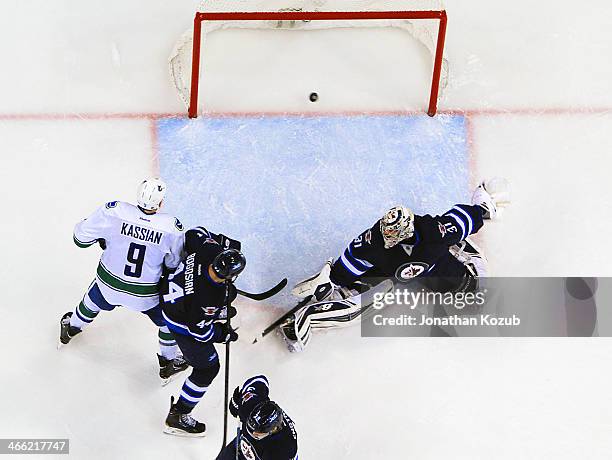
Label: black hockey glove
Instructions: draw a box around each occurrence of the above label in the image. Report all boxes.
[98,238,107,250]
[229,386,241,418]
[214,233,242,251]
[213,322,238,343]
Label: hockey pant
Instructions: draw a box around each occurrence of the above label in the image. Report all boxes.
[70,280,179,359]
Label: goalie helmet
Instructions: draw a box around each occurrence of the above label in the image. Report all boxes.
[246,401,284,440]
[380,205,415,249]
[137,178,166,212]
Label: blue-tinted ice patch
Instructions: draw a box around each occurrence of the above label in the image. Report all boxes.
[158,114,468,307]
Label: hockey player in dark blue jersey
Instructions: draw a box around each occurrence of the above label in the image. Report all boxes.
[217,375,298,460]
[161,227,246,436]
[281,179,511,352]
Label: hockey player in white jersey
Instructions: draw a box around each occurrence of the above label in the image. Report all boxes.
[59,178,188,382]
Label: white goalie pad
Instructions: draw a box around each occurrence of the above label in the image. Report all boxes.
[291,259,334,299]
[281,279,393,352]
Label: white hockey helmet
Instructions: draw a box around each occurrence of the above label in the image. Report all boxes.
[380,205,415,248]
[137,178,166,211]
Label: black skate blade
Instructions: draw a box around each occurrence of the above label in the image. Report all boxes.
[160,366,190,387]
[163,426,206,438]
[160,375,180,387]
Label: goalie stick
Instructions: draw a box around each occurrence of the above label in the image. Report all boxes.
[252,295,313,344]
[236,278,288,301]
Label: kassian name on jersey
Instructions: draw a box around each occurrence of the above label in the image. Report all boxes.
[121,223,163,244]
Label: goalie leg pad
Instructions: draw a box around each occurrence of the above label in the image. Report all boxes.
[281,280,393,352]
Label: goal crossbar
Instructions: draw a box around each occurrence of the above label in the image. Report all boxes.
[189,10,447,118]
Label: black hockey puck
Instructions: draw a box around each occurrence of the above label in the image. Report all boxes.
[309,92,319,102]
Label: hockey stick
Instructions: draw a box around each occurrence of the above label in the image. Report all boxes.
[221,281,233,455]
[236,278,288,301]
[235,427,241,460]
[252,295,313,344]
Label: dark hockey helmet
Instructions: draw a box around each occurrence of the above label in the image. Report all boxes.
[246,401,284,440]
[212,249,246,281]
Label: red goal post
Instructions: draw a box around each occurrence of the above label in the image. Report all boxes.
[186,9,447,118]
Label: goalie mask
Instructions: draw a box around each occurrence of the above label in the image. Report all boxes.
[380,205,415,249]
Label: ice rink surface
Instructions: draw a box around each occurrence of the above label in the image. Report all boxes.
[2,1,612,459]
[158,114,468,305]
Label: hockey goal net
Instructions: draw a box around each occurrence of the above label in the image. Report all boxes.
[170,0,448,118]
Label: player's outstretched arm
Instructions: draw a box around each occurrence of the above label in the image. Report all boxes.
[432,203,486,246]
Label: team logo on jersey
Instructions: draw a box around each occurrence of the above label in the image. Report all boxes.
[105,201,118,209]
[395,262,429,282]
[365,229,372,245]
[174,218,184,231]
[240,438,256,460]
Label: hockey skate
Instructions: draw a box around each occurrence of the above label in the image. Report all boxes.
[163,396,206,437]
[157,354,190,386]
[58,312,81,348]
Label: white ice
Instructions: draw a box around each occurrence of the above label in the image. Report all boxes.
[1,1,612,459]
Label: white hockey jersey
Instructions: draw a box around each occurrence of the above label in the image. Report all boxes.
[73,201,184,311]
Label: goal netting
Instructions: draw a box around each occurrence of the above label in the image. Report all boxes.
[170,0,448,117]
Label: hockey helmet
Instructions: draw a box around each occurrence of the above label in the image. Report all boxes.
[137,178,166,211]
[380,205,415,248]
[246,400,284,440]
[212,249,246,281]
